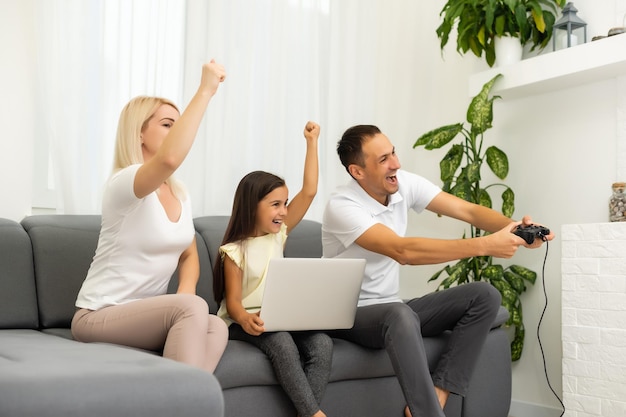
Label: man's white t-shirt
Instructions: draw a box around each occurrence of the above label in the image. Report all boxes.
[75,164,195,310]
[322,169,441,306]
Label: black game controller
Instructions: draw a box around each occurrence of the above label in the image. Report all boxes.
[512,224,550,244]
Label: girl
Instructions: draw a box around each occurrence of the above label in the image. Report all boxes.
[72,61,228,373]
[213,122,332,417]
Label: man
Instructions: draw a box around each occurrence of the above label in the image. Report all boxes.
[322,125,553,417]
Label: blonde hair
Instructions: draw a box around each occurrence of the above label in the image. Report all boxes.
[113,96,186,199]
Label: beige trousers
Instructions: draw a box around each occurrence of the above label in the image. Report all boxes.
[72,293,227,372]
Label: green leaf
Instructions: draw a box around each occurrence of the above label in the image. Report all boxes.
[503,0,517,12]
[530,4,546,33]
[436,20,452,50]
[467,74,502,133]
[501,188,515,217]
[508,300,523,326]
[509,265,537,285]
[489,277,517,305]
[440,274,458,289]
[482,265,504,280]
[470,256,490,277]
[494,15,505,37]
[466,160,482,183]
[485,0,496,31]
[485,145,508,179]
[504,270,526,294]
[515,5,528,38]
[511,324,525,361]
[477,26,486,48]
[468,36,482,57]
[428,268,445,283]
[440,144,464,182]
[413,124,463,150]
[478,188,492,208]
[485,40,496,67]
[450,178,473,202]
[440,261,468,288]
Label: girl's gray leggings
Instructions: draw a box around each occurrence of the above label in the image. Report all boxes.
[229,324,333,417]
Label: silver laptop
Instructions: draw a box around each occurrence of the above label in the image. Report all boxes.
[259,257,365,332]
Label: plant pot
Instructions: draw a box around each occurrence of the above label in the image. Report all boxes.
[494,36,523,67]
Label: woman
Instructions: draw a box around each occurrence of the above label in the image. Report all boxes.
[72,60,227,372]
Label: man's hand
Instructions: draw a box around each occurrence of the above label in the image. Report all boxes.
[514,215,555,248]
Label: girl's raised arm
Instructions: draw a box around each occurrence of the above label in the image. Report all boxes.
[284,121,319,231]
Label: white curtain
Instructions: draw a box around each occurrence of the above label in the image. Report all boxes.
[34,0,426,221]
[35,0,186,214]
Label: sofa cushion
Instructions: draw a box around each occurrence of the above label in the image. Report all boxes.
[0,329,223,417]
[282,219,323,258]
[21,215,101,329]
[214,334,450,390]
[0,219,38,329]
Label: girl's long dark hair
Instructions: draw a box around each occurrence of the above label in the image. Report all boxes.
[212,171,286,305]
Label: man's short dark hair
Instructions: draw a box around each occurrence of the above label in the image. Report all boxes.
[337,125,381,173]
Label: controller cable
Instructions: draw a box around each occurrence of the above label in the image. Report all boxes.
[536,238,565,416]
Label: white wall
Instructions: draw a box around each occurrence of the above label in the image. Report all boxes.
[400,1,624,415]
[1,0,623,415]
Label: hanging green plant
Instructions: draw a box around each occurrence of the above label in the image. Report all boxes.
[413,73,535,361]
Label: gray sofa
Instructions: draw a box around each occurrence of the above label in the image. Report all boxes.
[0,214,512,417]
[0,216,224,417]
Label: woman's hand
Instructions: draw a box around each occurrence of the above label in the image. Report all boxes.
[199,59,226,97]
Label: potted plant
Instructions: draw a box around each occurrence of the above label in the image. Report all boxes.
[436,0,566,67]
[413,73,535,361]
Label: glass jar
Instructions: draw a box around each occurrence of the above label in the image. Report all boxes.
[609,182,626,222]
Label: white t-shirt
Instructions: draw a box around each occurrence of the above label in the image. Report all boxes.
[322,169,441,306]
[216,224,287,326]
[75,164,195,310]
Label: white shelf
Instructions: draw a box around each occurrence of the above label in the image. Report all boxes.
[468,33,626,99]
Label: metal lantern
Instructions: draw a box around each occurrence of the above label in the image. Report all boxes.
[552,2,587,50]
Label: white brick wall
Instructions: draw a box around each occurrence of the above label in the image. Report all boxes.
[618,76,626,181]
[561,222,626,417]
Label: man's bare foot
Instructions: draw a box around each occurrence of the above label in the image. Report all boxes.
[404,386,449,416]
[435,386,450,409]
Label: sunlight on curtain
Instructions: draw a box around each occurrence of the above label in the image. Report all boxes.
[34,0,185,214]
